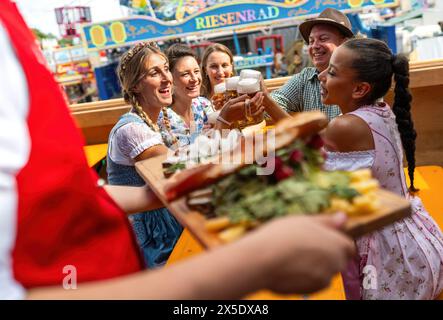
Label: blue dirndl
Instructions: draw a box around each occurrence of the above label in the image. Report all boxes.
[107,113,183,268]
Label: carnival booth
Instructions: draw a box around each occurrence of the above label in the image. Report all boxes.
[53,45,96,104]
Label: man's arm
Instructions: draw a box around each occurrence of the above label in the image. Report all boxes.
[269,73,303,113]
[104,185,164,214]
[26,213,354,299]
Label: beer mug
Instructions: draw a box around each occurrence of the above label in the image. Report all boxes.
[237,78,264,127]
[225,76,240,101]
[212,82,226,110]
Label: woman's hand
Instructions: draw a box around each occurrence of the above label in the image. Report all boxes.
[219,93,265,123]
[212,94,225,111]
[259,77,270,96]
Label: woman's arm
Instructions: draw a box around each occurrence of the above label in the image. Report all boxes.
[263,92,291,122]
[26,213,354,299]
[134,144,170,161]
[104,140,169,214]
[261,78,291,122]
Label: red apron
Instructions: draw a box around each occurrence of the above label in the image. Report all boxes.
[0,0,143,288]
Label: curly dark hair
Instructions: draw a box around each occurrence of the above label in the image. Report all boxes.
[343,38,418,192]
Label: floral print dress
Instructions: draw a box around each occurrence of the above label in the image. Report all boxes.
[158,96,214,148]
[325,103,443,300]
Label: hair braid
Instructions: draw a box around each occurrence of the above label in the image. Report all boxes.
[132,101,159,133]
[161,106,178,145]
[392,54,418,192]
[344,38,418,193]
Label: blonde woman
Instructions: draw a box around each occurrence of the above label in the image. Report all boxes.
[200,43,267,129]
[200,43,235,99]
[107,42,182,268]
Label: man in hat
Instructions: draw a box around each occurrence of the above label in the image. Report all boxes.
[264,8,354,121]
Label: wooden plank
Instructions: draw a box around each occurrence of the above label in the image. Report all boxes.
[344,189,411,238]
[385,84,443,167]
[136,154,411,249]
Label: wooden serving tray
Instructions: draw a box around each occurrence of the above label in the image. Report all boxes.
[136,155,411,248]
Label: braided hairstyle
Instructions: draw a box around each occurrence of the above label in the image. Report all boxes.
[117,41,177,145]
[200,43,235,99]
[343,38,418,192]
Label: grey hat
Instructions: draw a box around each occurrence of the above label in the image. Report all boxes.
[299,8,354,43]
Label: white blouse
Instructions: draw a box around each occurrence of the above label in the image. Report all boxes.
[108,122,163,166]
[324,150,375,172]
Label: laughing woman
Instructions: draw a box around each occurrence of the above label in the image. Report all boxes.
[164,43,265,134]
[161,44,213,146]
[107,42,182,268]
[200,43,235,101]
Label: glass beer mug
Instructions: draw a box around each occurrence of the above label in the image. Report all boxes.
[212,82,226,111]
[225,76,240,101]
[237,78,264,127]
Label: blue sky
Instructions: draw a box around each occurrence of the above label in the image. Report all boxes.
[14,0,128,37]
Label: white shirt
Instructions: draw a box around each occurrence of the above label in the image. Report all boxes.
[108,119,163,166]
[0,21,29,299]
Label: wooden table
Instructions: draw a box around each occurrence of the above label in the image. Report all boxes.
[167,166,443,300]
[83,143,108,168]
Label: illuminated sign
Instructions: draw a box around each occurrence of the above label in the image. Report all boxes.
[82,0,398,51]
[195,7,280,30]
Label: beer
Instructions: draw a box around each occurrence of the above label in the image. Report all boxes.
[212,82,227,110]
[237,78,264,127]
[225,76,240,101]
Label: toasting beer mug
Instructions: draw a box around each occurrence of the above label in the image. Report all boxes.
[225,76,240,101]
[237,78,263,127]
[212,82,227,110]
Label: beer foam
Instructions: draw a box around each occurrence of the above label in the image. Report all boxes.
[237,78,260,94]
[240,69,262,80]
[225,76,240,91]
[213,82,226,94]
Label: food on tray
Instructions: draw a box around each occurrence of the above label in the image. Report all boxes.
[160,111,385,243]
[185,138,381,243]
[164,111,330,201]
